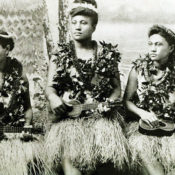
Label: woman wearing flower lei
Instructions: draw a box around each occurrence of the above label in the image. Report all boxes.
[124,25,175,175]
[0,31,32,127]
[45,0,130,174]
[0,30,41,175]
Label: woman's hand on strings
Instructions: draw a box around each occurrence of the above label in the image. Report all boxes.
[49,93,67,116]
[97,103,110,113]
[20,124,33,141]
[97,99,114,113]
[139,110,158,127]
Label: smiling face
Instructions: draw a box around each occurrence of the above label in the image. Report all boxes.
[148,34,174,64]
[70,15,95,41]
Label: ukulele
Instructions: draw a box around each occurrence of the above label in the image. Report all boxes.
[0,126,44,134]
[62,99,123,118]
[139,118,175,136]
[0,125,44,140]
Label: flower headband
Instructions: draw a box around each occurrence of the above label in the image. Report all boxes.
[150,25,175,42]
[0,34,13,39]
[68,2,98,14]
[165,28,175,40]
[159,25,175,38]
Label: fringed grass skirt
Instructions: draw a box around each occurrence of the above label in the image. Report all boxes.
[0,136,44,175]
[158,135,175,173]
[127,121,175,174]
[44,111,130,173]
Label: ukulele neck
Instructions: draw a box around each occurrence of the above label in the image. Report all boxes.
[81,102,108,111]
[0,126,43,134]
[0,126,32,133]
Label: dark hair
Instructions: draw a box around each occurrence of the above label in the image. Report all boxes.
[73,0,97,8]
[0,30,14,51]
[70,0,98,26]
[148,25,175,46]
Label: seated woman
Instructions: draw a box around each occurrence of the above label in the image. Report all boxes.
[0,30,41,175]
[0,31,32,128]
[45,0,130,174]
[124,25,175,175]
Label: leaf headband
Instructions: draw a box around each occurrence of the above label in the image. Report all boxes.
[68,2,98,14]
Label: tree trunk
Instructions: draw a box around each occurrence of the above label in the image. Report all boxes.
[58,0,69,43]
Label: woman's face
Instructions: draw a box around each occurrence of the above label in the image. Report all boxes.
[148,34,173,63]
[0,45,8,63]
[70,15,95,41]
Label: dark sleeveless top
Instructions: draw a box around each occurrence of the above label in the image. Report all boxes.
[52,41,120,102]
[0,57,26,126]
[52,41,121,118]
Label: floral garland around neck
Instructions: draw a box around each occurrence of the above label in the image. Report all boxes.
[0,68,26,126]
[133,54,175,120]
[52,41,121,103]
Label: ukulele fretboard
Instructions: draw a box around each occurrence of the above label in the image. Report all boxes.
[0,126,43,134]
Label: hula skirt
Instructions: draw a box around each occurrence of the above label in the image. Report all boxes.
[127,121,175,174]
[0,135,44,175]
[44,110,130,173]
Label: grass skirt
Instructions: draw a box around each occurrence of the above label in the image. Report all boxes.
[127,121,175,174]
[0,135,44,175]
[44,111,130,173]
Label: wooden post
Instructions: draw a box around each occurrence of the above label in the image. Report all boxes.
[58,0,69,43]
[43,2,54,59]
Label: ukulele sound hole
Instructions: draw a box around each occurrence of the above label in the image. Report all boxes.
[158,121,166,127]
[65,105,73,112]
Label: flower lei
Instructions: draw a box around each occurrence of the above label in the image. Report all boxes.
[0,61,26,126]
[52,41,121,103]
[133,55,175,120]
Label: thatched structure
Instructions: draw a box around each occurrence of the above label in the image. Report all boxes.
[0,0,42,12]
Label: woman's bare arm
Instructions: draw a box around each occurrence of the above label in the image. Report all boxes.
[123,68,143,116]
[109,71,121,101]
[45,55,66,117]
[124,67,158,123]
[45,55,59,100]
[22,73,33,126]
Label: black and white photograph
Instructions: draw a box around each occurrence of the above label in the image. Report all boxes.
[0,0,175,174]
